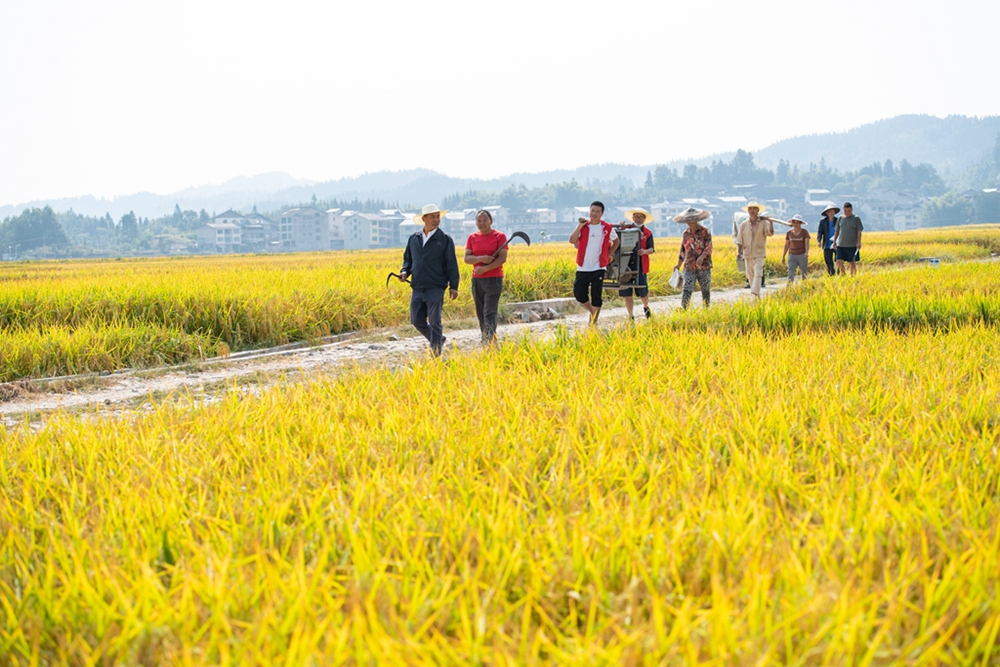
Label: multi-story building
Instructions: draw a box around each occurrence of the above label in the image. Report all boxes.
[195,223,241,253]
[327,208,345,250]
[893,207,921,231]
[213,209,246,226]
[278,207,329,251]
[650,201,690,237]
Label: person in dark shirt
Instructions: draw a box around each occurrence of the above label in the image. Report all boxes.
[816,205,839,276]
[399,204,460,355]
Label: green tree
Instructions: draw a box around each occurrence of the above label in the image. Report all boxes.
[118,211,139,239]
[775,159,790,184]
[654,165,677,189]
[0,206,70,252]
[922,192,973,227]
[974,191,1000,223]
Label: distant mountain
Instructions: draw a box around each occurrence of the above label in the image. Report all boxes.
[750,114,1000,175]
[3,114,996,220]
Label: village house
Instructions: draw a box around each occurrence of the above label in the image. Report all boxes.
[278,206,329,251]
[195,222,241,253]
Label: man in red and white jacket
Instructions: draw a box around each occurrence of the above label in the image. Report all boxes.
[569,200,619,326]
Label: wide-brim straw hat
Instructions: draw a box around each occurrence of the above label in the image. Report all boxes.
[414,204,449,224]
[742,201,767,213]
[672,207,711,223]
[789,214,806,225]
[821,204,841,216]
[624,208,654,224]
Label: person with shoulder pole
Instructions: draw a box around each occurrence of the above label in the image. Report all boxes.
[817,204,839,276]
[672,207,713,308]
[463,209,507,345]
[735,201,774,302]
[569,200,619,326]
[398,204,460,356]
[618,208,656,319]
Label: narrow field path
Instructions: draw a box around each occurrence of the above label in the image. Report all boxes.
[0,282,772,422]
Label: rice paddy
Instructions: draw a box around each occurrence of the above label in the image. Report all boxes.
[0,225,998,381]
[2,227,1000,663]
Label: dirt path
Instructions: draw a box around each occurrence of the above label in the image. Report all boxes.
[0,284,768,423]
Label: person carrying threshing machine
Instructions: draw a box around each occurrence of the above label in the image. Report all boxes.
[617,208,656,319]
[672,207,713,308]
[735,201,774,302]
[569,200,619,326]
[397,204,460,356]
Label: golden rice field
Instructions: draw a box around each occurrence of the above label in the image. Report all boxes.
[3,256,1000,663]
[0,225,998,382]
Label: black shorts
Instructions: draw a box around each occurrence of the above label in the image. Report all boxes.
[574,270,605,308]
[618,271,648,298]
[836,246,860,262]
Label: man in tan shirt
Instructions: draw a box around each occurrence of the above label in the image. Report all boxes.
[735,201,773,300]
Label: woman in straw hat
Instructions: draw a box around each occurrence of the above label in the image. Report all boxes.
[816,204,840,276]
[734,201,773,301]
[618,208,656,319]
[672,207,713,309]
[781,214,811,282]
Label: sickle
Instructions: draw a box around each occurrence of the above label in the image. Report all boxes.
[386,272,410,288]
[490,230,531,259]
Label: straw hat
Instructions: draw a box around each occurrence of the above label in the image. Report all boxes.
[820,204,841,216]
[672,207,711,223]
[741,201,767,213]
[789,214,806,225]
[413,204,449,224]
[624,208,654,224]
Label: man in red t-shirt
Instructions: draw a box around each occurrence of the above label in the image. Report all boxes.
[464,210,508,344]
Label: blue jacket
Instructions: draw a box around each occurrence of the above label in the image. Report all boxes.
[816,217,838,248]
[401,229,460,291]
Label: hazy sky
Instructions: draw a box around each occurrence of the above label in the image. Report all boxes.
[1,0,996,205]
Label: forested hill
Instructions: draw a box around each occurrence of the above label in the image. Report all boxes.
[749,115,1000,175]
[2,114,997,220]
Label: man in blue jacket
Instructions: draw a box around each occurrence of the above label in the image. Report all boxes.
[398,204,460,355]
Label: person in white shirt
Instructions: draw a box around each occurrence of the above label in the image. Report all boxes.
[569,201,619,326]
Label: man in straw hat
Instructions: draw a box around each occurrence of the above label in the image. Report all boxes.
[672,207,713,308]
[734,201,774,301]
[570,201,619,326]
[781,214,811,282]
[398,204,460,355]
[833,202,864,276]
[618,207,656,319]
[817,204,839,276]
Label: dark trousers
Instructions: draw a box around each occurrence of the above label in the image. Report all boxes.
[573,270,605,308]
[823,248,836,275]
[472,277,503,343]
[410,288,445,354]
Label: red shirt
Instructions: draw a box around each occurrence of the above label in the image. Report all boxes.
[465,230,507,278]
